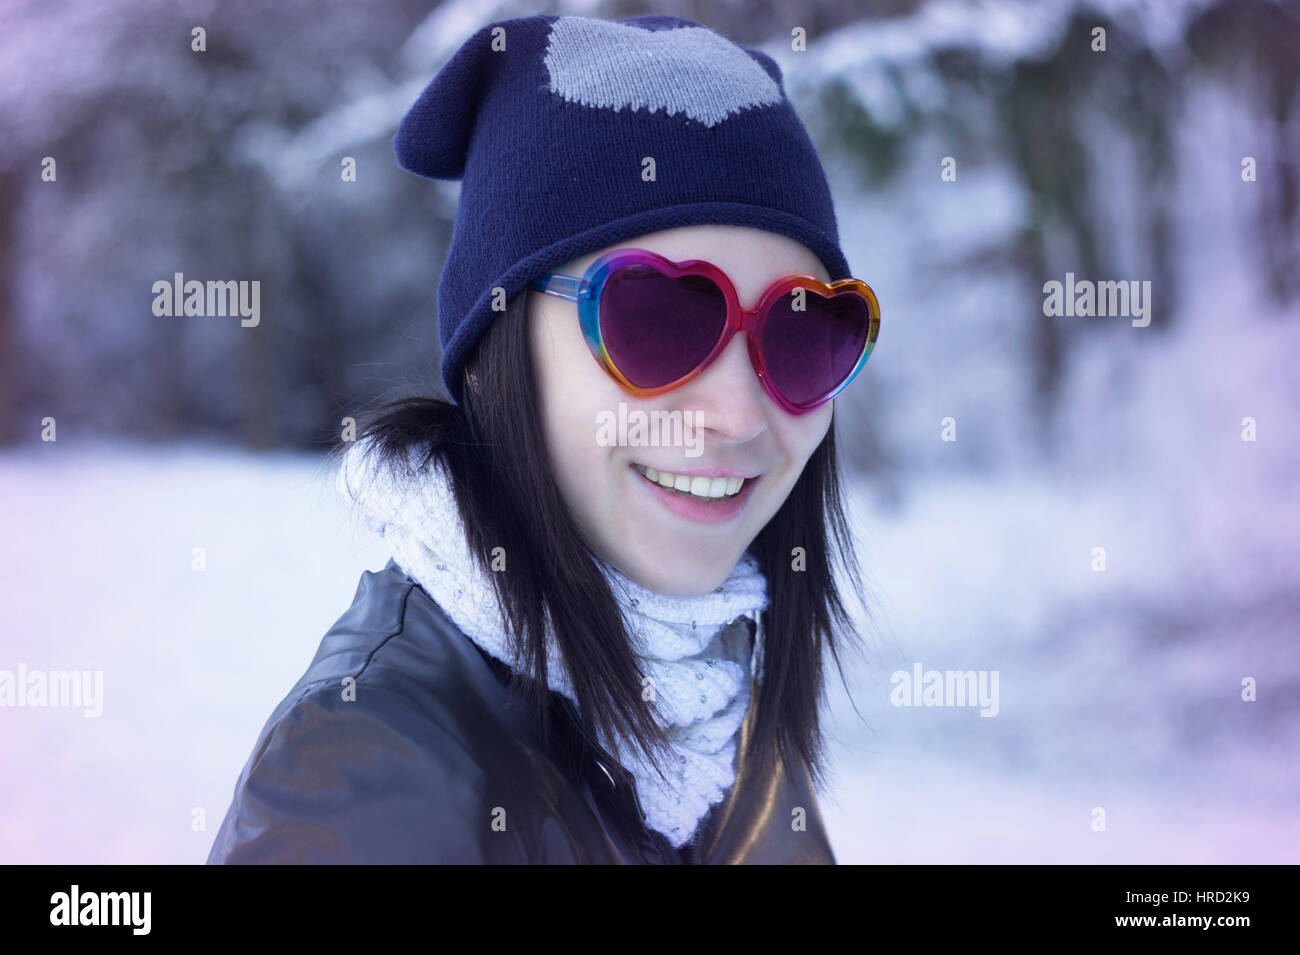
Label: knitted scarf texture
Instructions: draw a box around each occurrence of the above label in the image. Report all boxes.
[335,437,769,848]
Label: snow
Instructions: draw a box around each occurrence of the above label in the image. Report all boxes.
[1,408,1295,863]
[780,0,1221,101]
[1,0,1295,864]
[0,442,391,864]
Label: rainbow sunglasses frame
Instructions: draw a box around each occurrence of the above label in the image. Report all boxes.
[526,248,881,415]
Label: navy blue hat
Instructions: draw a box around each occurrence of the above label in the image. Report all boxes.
[394,13,851,405]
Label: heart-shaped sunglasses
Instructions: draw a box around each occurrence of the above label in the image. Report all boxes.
[527,248,881,415]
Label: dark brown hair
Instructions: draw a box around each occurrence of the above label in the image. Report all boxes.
[331,290,871,791]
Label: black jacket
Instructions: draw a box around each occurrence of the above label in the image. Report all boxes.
[207,559,836,864]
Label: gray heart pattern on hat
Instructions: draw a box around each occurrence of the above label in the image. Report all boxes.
[542,16,783,128]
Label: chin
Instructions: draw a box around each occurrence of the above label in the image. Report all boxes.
[615,551,734,598]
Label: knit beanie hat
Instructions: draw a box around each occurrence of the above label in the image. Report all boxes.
[394,13,852,405]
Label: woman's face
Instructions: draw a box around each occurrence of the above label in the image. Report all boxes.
[528,224,834,597]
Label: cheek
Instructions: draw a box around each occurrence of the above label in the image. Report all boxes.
[774,403,833,468]
[528,302,622,516]
[756,404,832,516]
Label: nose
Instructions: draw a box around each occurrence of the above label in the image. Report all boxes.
[679,331,768,443]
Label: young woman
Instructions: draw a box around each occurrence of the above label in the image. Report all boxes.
[207,13,879,864]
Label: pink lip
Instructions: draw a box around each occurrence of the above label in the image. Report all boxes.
[630,462,759,479]
[629,463,757,525]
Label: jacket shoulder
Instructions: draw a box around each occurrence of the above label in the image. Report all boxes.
[206,561,530,864]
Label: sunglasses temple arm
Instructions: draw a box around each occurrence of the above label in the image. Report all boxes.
[526,273,588,303]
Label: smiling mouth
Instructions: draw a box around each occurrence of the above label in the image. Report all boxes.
[630,463,751,501]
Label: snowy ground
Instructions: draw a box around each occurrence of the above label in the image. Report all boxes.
[822,467,1300,863]
[1,438,1295,864]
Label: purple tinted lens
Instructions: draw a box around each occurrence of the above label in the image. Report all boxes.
[599,264,727,389]
[761,288,870,406]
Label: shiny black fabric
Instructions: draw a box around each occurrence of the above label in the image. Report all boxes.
[207,559,835,864]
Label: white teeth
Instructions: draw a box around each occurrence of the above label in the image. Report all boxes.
[633,464,747,500]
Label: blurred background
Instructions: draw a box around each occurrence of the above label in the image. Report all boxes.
[2,0,1297,863]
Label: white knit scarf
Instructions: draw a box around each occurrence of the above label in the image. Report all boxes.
[335,437,769,849]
